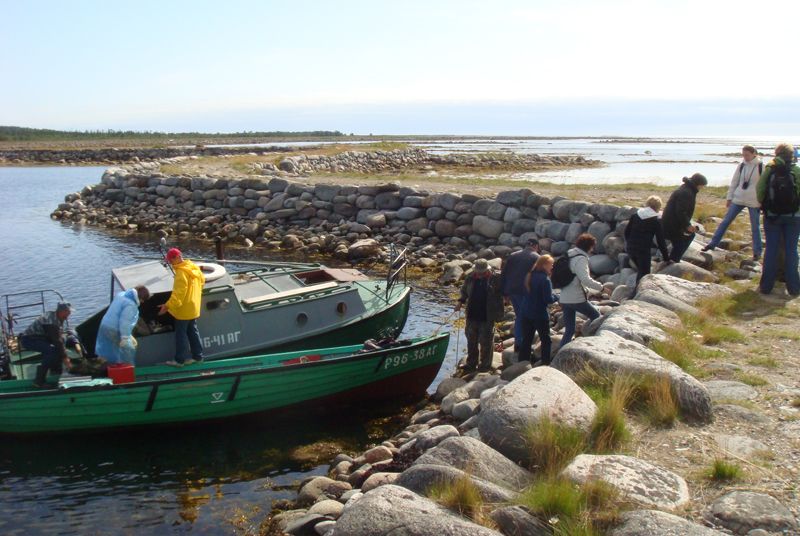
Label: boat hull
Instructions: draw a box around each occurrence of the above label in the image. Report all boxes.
[0,333,449,435]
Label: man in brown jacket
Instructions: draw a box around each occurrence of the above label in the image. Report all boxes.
[455,259,504,373]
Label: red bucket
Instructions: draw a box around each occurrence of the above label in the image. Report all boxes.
[107,363,135,384]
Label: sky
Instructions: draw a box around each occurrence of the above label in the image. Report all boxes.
[2,0,799,136]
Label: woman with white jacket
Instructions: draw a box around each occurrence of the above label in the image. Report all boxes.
[559,233,609,348]
[702,145,763,260]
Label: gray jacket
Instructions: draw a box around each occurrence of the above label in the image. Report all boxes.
[559,248,603,304]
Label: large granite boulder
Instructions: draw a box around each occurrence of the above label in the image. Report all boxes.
[552,331,713,423]
[633,289,700,316]
[472,215,505,239]
[489,505,551,536]
[561,455,690,510]
[478,368,597,465]
[610,509,727,535]
[657,261,718,283]
[414,436,532,490]
[703,491,798,535]
[596,300,681,345]
[331,485,503,535]
[636,274,733,305]
[396,464,515,503]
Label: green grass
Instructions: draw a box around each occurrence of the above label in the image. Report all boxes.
[517,478,621,536]
[524,418,588,476]
[747,356,779,368]
[428,472,483,518]
[707,459,743,481]
[734,371,769,387]
[589,378,631,452]
[757,329,800,341]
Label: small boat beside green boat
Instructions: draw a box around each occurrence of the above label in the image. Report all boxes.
[0,333,449,434]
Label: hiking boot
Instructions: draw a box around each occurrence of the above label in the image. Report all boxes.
[701,244,714,252]
[165,360,183,367]
[183,358,196,366]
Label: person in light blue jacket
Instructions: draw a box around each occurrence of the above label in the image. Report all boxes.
[95,286,150,365]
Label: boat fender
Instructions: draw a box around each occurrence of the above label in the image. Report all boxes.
[196,262,227,283]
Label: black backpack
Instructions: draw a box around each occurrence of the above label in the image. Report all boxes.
[763,164,800,216]
[551,253,577,289]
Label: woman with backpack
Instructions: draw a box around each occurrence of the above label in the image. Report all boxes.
[701,145,763,260]
[558,233,609,348]
[757,143,800,296]
[517,255,558,365]
[624,195,671,285]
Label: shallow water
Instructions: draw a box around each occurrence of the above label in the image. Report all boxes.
[0,166,463,534]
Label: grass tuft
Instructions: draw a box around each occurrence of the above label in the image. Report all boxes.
[640,375,679,427]
[525,417,588,476]
[707,459,743,481]
[734,371,768,387]
[747,356,779,368]
[427,472,494,528]
[589,377,632,452]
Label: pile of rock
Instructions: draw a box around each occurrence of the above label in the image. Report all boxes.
[53,166,734,287]
[0,145,289,165]
[262,274,797,535]
[261,149,600,176]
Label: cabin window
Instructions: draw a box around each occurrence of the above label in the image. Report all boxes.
[296,312,309,326]
[336,302,347,316]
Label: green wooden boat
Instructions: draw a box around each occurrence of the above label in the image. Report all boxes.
[0,333,449,435]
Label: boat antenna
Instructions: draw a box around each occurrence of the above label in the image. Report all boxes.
[158,237,175,276]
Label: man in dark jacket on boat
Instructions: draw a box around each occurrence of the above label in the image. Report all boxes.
[19,302,80,388]
[661,173,707,263]
[500,238,540,352]
[455,259,504,373]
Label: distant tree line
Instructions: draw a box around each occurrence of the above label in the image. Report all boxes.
[0,126,345,142]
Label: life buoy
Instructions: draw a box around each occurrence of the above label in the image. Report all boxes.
[196,262,227,283]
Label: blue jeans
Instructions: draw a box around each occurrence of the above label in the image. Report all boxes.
[560,301,600,348]
[174,319,204,363]
[509,294,525,349]
[707,204,762,257]
[669,233,695,263]
[760,216,800,295]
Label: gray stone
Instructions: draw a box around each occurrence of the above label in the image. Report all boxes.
[589,254,618,275]
[552,331,713,423]
[610,509,727,536]
[565,222,585,244]
[414,436,532,490]
[472,198,493,216]
[472,215,505,239]
[452,399,481,421]
[314,184,340,201]
[500,361,531,382]
[704,491,798,535]
[397,207,424,220]
[562,454,690,510]
[511,218,538,236]
[397,464,515,503]
[704,380,758,403]
[478,368,597,465]
[714,404,769,425]
[441,260,469,284]
[546,221,570,241]
[657,261,718,283]
[331,485,502,536]
[442,387,471,415]
[489,505,551,536]
[314,520,336,536]
[374,191,402,210]
[587,221,612,242]
[496,190,530,207]
[348,239,382,260]
[286,513,328,536]
[434,377,467,402]
[636,274,733,305]
[486,202,508,220]
[298,476,352,505]
[713,434,769,459]
[413,424,461,451]
[307,499,344,519]
[633,289,700,316]
[361,472,400,492]
[503,207,522,223]
[596,300,681,345]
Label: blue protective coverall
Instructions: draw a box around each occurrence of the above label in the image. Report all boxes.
[95,289,141,364]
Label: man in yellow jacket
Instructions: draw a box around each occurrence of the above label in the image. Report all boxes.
[159,248,206,366]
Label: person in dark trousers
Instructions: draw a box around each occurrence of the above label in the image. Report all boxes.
[559,234,610,348]
[19,302,81,388]
[624,195,672,285]
[518,255,558,365]
[661,173,707,262]
[159,248,206,366]
[455,258,504,373]
[500,238,540,351]
[757,143,800,296]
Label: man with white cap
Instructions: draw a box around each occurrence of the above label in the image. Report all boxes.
[20,302,82,388]
[455,258,504,373]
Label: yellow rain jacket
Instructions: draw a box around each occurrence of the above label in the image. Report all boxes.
[165,260,205,320]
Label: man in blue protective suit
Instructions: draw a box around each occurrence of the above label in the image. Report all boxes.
[95,286,150,365]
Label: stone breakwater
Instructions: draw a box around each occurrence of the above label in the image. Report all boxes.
[264,148,599,175]
[263,274,798,536]
[0,145,290,165]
